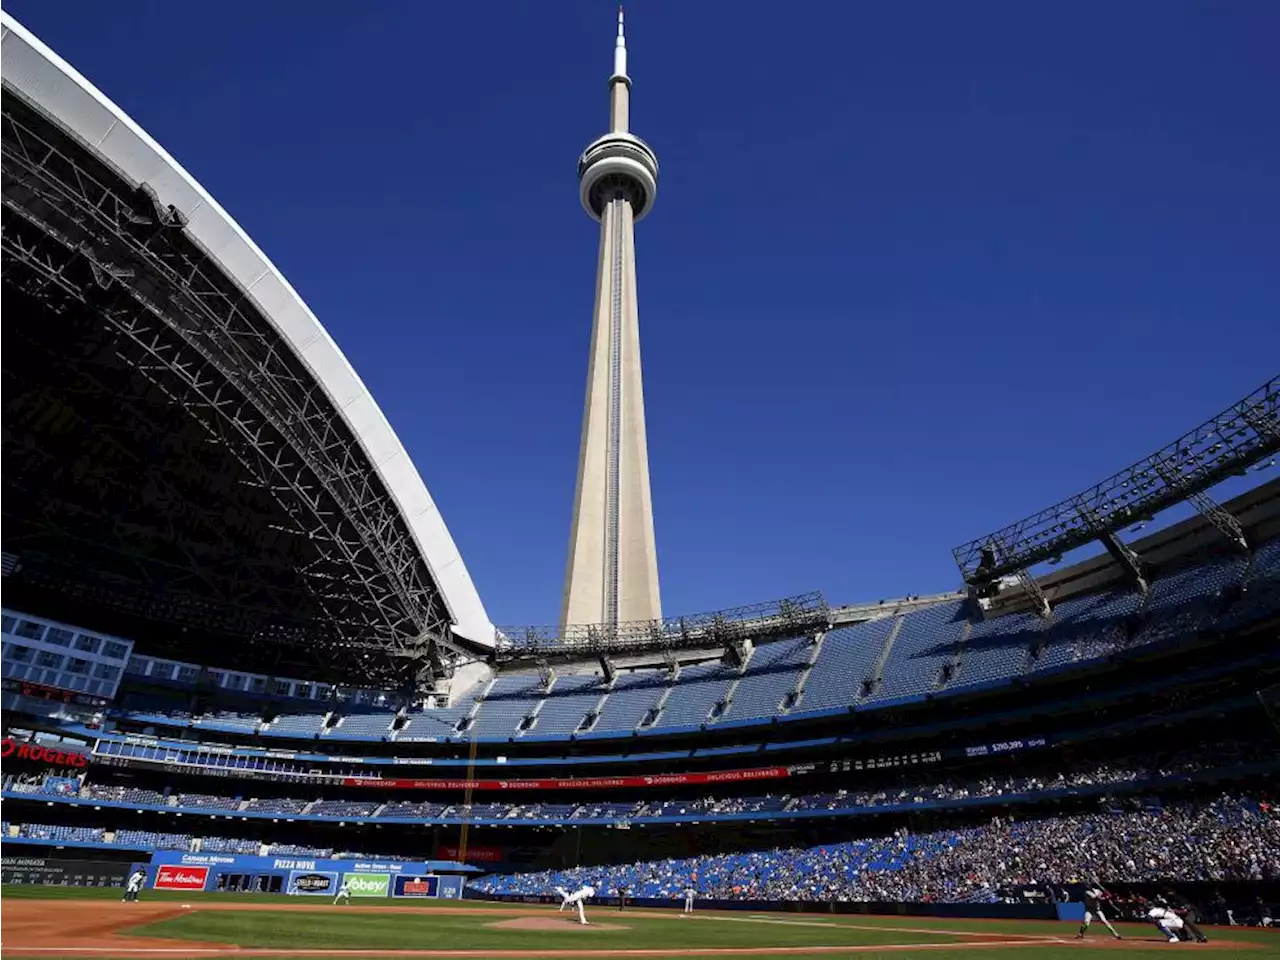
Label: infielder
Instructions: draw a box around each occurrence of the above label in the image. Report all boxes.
[333,879,352,905]
[684,887,696,914]
[121,868,146,903]
[554,883,596,925]
[1076,886,1121,940]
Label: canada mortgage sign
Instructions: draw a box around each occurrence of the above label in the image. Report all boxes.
[342,873,390,897]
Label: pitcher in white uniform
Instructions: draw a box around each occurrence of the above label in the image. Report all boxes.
[554,883,597,925]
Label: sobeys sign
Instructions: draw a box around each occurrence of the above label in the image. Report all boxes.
[342,872,390,897]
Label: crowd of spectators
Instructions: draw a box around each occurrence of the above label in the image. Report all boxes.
[5,742,1269,827]
[472,793,1279,904]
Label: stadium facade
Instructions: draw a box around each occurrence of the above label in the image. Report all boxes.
[2,10,1279,920]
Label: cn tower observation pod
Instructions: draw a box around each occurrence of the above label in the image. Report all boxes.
[0,14,495,675]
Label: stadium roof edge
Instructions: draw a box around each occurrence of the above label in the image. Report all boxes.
[0,13,494,648]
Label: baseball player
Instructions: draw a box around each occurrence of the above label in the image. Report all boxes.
[554,882,597,925]
[333,878,352,905]
[121,868,146,903]
[1147,906,1186,943]
[1076,885,1122,940]
[684,886,696,914]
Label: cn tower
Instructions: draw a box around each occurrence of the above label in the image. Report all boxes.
[560,8,662,632]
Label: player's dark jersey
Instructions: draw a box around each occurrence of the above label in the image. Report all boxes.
[1084,890,1105,914]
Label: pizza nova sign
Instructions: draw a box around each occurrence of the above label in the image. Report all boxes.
[0,737,88,769]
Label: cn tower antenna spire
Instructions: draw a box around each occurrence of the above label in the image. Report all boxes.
[613,6,628,83]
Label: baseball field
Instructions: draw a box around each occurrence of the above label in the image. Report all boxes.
[2,886,1276,960]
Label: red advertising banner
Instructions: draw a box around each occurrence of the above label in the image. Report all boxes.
[437,845,503,862]
[341,765,790,791]
[153,865,209,891]
[0,737,89,769]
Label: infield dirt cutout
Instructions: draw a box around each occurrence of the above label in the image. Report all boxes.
[488,917,631,932]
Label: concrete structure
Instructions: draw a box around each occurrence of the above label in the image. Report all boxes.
[561,10,663,632]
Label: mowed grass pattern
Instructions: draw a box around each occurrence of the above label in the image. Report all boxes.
[132,909,963,951]
[3,886,1279,959]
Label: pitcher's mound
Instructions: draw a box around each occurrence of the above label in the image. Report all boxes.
[488,917,630,932]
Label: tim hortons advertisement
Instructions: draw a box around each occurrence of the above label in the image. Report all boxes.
[153,864,209,891]
[288,871,338,895]
[0,737,89,769]
[342,765,790,791]
[393,875,439,898]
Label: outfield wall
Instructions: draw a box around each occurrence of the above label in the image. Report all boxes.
[133,852,466,900]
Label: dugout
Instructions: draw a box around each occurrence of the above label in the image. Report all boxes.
[134,852,475,899]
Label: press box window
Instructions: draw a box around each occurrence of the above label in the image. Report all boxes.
[74,635,101,654]
[15,620,44,640]
[44,628,74,647]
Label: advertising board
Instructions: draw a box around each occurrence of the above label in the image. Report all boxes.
[341,872,390,897]
[153,864,209,891]
[0,737,89,769]
[393,874,439,898]
[342,766,791,792]
[288,871,338,896]
[437,845,502,863]
[1,856,128,887]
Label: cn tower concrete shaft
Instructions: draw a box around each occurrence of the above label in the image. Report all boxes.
[560,9,662,632]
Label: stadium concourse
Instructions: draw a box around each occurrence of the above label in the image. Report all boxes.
[3,4,1280,942]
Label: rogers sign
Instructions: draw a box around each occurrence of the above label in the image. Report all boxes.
[343,766,790,791]
[0,738,88,769]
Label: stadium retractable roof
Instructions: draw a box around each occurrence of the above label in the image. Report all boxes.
[0,14,494,686]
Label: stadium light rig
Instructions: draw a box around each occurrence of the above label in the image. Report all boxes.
[954,376,1280,592]
[491,592,830,666]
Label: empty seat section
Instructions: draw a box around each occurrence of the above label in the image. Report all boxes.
[530,675,605,734]
[656,661,733,728]
[797,619,891,712]
[956,608,1040,686]
[333,710,396,739]
[593,670,666,733]
[469,676,543,739]
[872,602,965,701]
[264,711,327,737]
[720,636,811,720]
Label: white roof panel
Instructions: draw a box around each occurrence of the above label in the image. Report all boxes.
[1,12,494,647]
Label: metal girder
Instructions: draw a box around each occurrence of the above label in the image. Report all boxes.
[1,89,452,686]
[1071,494,1149,594]
[1148,458,1249,552]
[955,377,1280,586]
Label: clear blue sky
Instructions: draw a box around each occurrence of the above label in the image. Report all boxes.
[10,0,1278,628]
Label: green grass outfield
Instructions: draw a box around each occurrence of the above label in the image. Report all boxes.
[3,884,1278,960]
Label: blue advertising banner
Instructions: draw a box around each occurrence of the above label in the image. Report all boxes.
[288,870,338,896]
[393,875,439,898]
